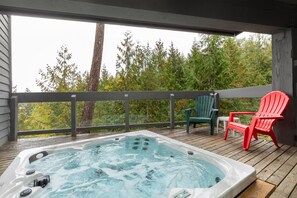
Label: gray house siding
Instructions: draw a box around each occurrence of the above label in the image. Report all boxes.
[0,14,10,146]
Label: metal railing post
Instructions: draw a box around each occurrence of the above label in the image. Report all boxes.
[9,96,18,141]
[170,93,175,129]
[71,95,77,137]
[124,94,130,132]
[211,92,219,109]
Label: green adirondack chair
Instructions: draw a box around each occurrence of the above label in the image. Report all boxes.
[184,95,218,135]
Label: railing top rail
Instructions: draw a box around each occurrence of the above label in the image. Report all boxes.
[11,85,273,103]
[12,90,214,103]
[215,85,272,99]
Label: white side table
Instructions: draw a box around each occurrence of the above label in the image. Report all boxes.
[216,116,241,136]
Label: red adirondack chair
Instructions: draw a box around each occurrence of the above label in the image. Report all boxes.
[224,91,290,151]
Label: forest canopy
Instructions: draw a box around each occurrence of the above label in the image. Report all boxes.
[18,33,272,132]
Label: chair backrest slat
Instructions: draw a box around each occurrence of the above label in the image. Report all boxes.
[195,95,214,117]
[256,91,289,130]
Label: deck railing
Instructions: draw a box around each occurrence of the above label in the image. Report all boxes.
[9,85,272,140]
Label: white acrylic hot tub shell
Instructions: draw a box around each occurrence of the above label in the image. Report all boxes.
[0,130,256,198]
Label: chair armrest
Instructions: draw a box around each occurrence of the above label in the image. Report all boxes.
[184,108,195,113]
[229,112,257,122]
[210,109,218,116]
[184,108,195,119]
[230,112,257,116]
[210,109,218,120]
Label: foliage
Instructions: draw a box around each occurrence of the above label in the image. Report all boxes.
[36,46,88,92]
[19,46,88,131]
[184,35,231,90]
[18,33,272,132]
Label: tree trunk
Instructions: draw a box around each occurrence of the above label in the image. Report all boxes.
[80,22,104,129]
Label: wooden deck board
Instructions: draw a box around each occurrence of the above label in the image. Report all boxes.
[269,164,297,198]
[289,185,297,198]
[238,141,273,164]
[0,127,296,197]
[267,150,297,186]
[252,145,291,173]
[257,146,297,181]
[211,136,245,154]
[224,139,266,159]
[244,144,284,167]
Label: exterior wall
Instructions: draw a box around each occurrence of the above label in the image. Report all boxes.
[0,14,10,146]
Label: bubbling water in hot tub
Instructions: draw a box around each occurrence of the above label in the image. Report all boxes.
[26,137,225,198]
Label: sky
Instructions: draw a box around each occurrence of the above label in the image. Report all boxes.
[11,16,251,92]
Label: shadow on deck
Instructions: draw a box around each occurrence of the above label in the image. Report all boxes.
[0,127,296,197]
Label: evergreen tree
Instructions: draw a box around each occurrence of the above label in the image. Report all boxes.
[167,43,185,90]
[149,40,167,90]
[36,46,86,92]
[240,34,272,86]
[115,31,135,91]
[98,65,113,91]
[21,46,88,131]
[223,37,244,87]
[184,39,205,90]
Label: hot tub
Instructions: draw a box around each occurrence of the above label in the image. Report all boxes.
[0,130,256,198]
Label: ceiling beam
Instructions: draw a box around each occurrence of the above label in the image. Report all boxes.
[0,0,296,35]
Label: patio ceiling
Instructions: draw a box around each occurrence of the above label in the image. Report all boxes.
[0,0,297,147]
[0,0,296,36]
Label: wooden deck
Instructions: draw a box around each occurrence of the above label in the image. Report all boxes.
[0,127,297,197]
